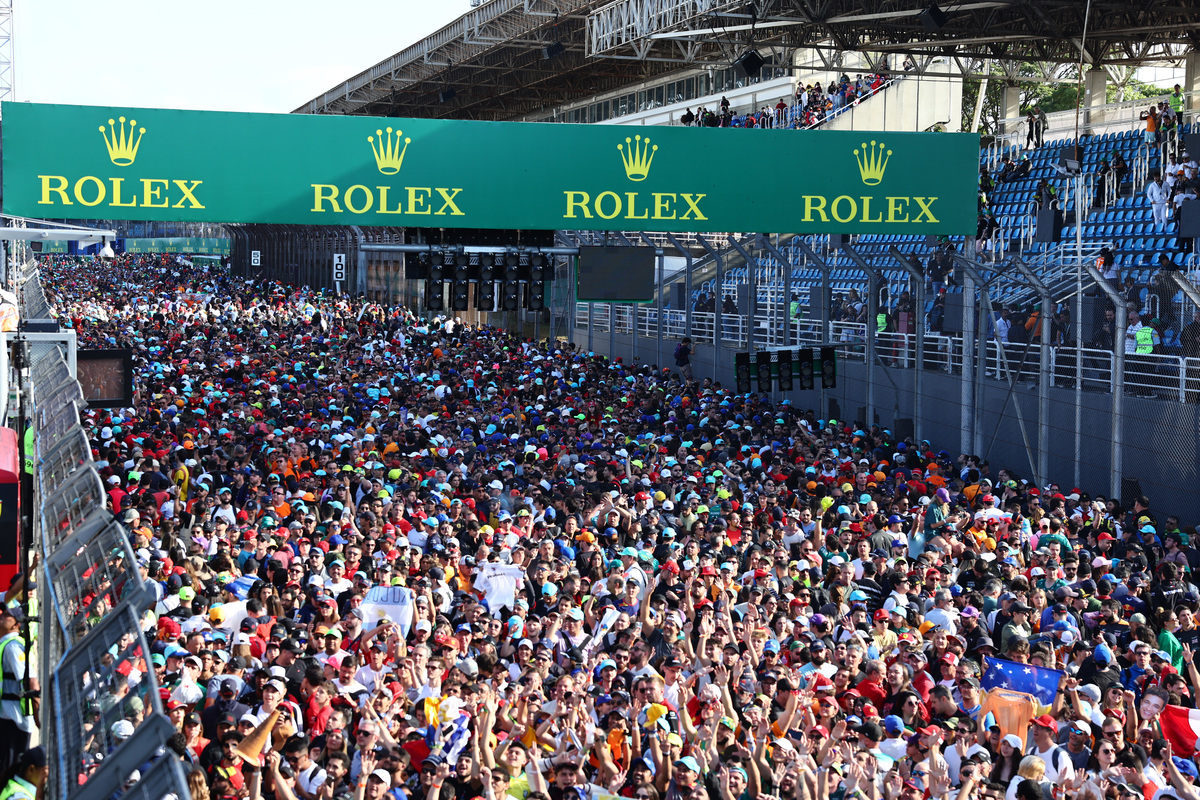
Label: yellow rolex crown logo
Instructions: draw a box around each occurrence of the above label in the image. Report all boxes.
[368,127,411,175]
[855,140,891,186]
[99,116,145,167]
[618,135,658,182]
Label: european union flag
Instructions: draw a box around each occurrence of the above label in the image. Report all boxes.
[981,656,1064,707]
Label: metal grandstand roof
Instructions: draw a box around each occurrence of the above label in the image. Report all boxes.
[298,0,1200,121]
[294,0,683,120]
[585,0,1200,67]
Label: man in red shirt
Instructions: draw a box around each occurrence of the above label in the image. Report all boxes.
[305,680,336,737]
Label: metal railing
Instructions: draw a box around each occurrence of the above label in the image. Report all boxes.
[20,267,190,800]
[992,90,1200,143]
[577,307,1200,401]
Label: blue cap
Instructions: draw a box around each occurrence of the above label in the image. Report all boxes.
[763,639,780,653]
[884,715,905,734]
[888,515,903,525]
[674,756,701,774]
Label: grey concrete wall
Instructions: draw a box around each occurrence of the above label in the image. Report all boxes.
[577,325,1200,524]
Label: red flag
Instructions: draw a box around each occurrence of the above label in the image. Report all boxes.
[1159,704,1200,757]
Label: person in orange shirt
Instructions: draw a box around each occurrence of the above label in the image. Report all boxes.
[266,484,292,519]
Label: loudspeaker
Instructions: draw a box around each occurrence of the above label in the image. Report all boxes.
[736,283,752,316]
[1180,200,1200,238]
[542,41,565,60]
[1121,477,1144,510]
[733,49,766,79]
[1078,294,1105,345]
[1058,145,1083,173]
[439,89,457,103]
[671,282,686,310]
[919,2,947,31]
[942,293,966,333]
[894,418,915,442]
[1184,133,1200,161]
[1035,208,1063,243]
[808,285,828,325]
[833,233,851,249]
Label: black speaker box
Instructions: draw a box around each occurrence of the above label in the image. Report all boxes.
[893,418,915,441]
[808,285,829,325]
[438,89,456,103]
[671,282,686,310]
[1121,477,1144,511]
[1183,133,1200,161]
[833,233,851,248]
[919,3,947,31]
[733,50,766,79]
[1035,208,1063,243]
[736,284,752,315]
[1180,200,1200,238]
[942,293,967,333]
[1059,145,1083,171]
[542,41,565,60]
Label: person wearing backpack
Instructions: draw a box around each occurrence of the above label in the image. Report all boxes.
[674,336,694,382]
[1027,715,1075,784]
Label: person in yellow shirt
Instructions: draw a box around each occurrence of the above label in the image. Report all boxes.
[872,609,899,655]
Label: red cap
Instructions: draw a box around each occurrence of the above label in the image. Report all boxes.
[753,569,769,579]
[940,653,959,665]
[874,609,890,622]
[810,674,835,692]
[1031,714,1058,733]
[1097,532,1115,541]
[700,565,719,577]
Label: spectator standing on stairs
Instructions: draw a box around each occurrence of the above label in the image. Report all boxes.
[1026,107,1047,149]
[1170,84,1186,127]
[1147,174,1170,226]
[1034,178,1058,211]
[1141,104,1160,146]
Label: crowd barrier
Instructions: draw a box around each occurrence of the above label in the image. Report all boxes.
[576,303,1200,401]
[20,269,188,800]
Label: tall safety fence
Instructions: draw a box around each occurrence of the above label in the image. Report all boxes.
[22,271,188,800]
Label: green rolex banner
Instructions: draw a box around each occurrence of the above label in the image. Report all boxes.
[1,101,980,234]
[123,237,231,255]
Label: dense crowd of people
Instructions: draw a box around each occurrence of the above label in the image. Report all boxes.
[25,253,1200,800]
[679,73,894,130]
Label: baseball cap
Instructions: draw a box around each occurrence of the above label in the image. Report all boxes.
[1030,715,1058,734]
